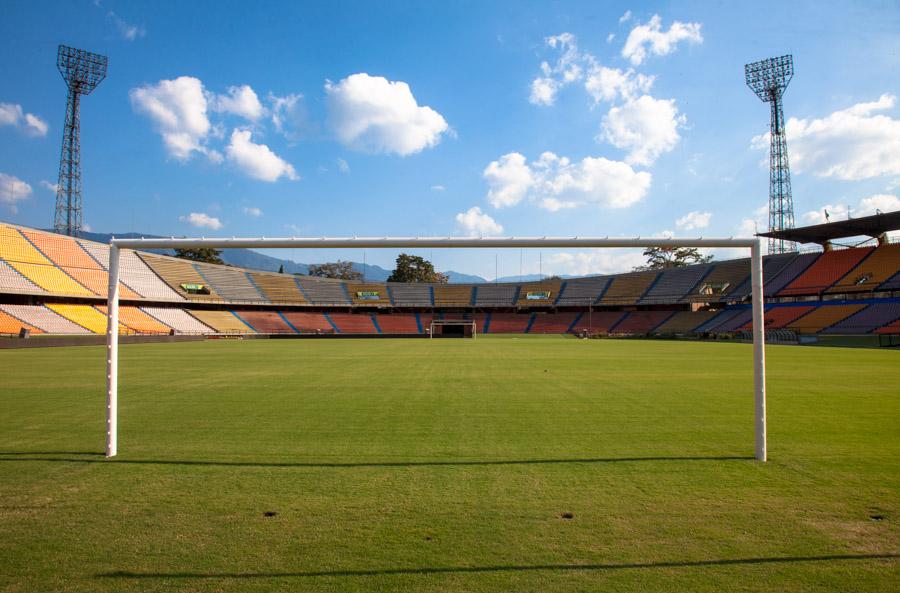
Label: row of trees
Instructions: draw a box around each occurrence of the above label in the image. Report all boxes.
[173,247,712,279]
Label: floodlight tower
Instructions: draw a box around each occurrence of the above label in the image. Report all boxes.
[745,55,795,254]
[54,45,108,237]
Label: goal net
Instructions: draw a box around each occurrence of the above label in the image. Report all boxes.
[429,319,477,339]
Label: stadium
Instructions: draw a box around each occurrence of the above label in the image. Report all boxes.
[2,4,899,593]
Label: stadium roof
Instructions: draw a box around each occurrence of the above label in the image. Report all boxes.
[758,210,900,244]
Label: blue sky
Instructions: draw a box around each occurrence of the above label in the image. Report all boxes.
[1,0,899,278]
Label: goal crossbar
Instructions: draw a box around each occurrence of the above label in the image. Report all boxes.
[104,236,767,461]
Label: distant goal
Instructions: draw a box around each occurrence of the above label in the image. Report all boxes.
[429,319,477,339]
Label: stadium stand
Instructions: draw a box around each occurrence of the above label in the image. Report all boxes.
[280,311,334,333]
[387,283,432,306]
[296,276,350,305]
[139,252,224,301]
[529,312,580,334]
[0,224,94,296]
[0,309,43,335]
[787,304,867,334]
[374,313,420,334]
[77,242,184,301]
[779,247,874,296]
[193,262,266,302]
[685,259,749,302]
[825,302,900,334]
[599,271,658,305]
[189,310,254,333]
[433,284,474,306]
[0,259,41,294]
[328,313,377,333]
[757,252,819,296]
[874,316,900,335]
[249,272,306,303]
[881,271,900,291]
[95,305,174,334]
[693,308,748,333]
[640,265,711,304]
[235,310,297,333]
[474,283,518,306]
[575,311,628,333]
[0,304,90,334]
[612,310,675,334]
[485,313,531,333]
[556,275,612,306]
[516,280,562,306]
[45,304,131,334]
[827,244,900,294]
[737,305,815,331]
[140,306,214,334]
[728,252,798,299]
[653,310,719,334]
[345,283,391,305]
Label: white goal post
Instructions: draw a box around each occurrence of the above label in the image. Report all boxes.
[105,236,767,461]
[429,319,477,339]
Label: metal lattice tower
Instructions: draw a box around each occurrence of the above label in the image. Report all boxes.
[745,55,795,254]
[54,45,108,237]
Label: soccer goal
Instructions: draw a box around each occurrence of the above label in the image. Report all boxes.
[103,236,768,461]
[430,319,477,339]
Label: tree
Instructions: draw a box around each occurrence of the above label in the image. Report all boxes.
[633,247,712,271]
[307,260,362,280]
[387,254,448,283]
[173,247,224,265]
[278,264,284,274]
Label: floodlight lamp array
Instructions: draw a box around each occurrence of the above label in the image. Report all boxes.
[744,55,793,102]
[57,45,108,94]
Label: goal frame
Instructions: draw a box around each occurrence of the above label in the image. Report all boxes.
[105,236,767,461]
[429,319,477,339]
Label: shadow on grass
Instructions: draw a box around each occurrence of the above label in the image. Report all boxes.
[0,454,753,468]
[98,554,899,579]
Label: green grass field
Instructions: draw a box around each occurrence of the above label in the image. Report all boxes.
[1,336,898,592]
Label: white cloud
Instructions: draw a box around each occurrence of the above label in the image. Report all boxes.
[325,73,449,156]
[431,184,446,191]
[0,172,32,213]
[529,77,560,106]
[39,180,58,193]
[529,33,584,106]
[484,151,651,211]
[584,66,654,104]
[803,194,900,225]
[752,94,900,181]
[484,152,534,207]
[212,85,264,121]
[622,14,703,66]
[0,102,48,137]
[108,10,145,40]
[336,157,350,173]
[606,33,615,44]
[242,206,262,217]
[675,211,711,230]
[600,94,685,165]
[226,129,298,182]
[546,249,646,276]
[269,93,304,139]
[618,10,633,24]
[455,206,504,236]
[179,212,222,230]
[130,76,215,161]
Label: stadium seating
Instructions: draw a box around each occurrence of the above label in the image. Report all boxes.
[653,310,719,334]
[45,304,130,334]
[612,310,675,334]
[728,252,798,299]
[787,304,866,334]
[140,306,214,333]
[826,302,900,334]
[0,260,41,293]
[516,280,562,306]
[280,311,335,333]
[189,310,255,333]
[685,259,749,302]
[640,265,712,304]
[328,313,377,333]
[485,313,531,333]
[881,271,900,291]
[0,304,90,334]
[345,283,391,305]
[695,308,751,333]
[827,244,900,294]
[433,284,474,306]
[474,283,518,306]
[529,312,580,334]
[736,305,815,331]
[193,262,266,302]
[386,283,432,306]
[139,253,224,300]
[235,310,297,333]
[874,316,900,335]
[759,252,819,296]
[296,277,350,304]
[0,225,93,296]
[574,311,628,333]
[95,305,174,334]
[374,313,421,334]
[0,309,43,335]
[249,272,307,303]
[77,241,184,301]
[779,247,874,296]
[599,271,658,305]
[555,275,612,306]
